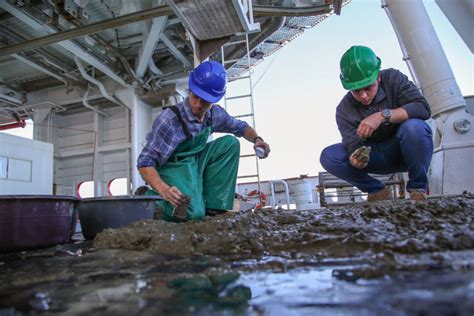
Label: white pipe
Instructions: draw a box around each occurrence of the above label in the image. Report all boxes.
[435,0,474,54]
[270,180,290,210]
[384,0,473,196]
[383,0,466,118]
[13,54,68,85]
[0,93,22,105]
[83,85,109,117]
[75,56,130,110]
[381,0,420,89]
[148,59,163,76]
[0,109,11,118]
[39,56,79,81]
[130,89,146,191]
[15,101,66,112]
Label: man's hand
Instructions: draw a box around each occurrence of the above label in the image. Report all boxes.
[357,112,384,139]
[243,127,270,158]
[158,185,188,208]
[138,167,187,208]
[254,138,271,158]
[349,146,371,169]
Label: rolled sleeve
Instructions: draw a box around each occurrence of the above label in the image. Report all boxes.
[402,101,431,120]
[211,105,249,137]
[136,152,156,169]
[136,117,177,168]
[394,70,431,120]
[337,110,363,155]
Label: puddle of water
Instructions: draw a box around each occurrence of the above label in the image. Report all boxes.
[239,267,377,315]
[236,264,474,315]
[1,249,474,315]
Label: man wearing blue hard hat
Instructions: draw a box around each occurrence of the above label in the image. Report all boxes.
[137,61,270,221]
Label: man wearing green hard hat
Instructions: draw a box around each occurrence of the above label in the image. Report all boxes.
[320,46,433,201]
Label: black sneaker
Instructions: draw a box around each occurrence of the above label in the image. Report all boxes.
[134,186,150,195]
[206,209,226,216]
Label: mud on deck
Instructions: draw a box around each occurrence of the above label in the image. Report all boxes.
[1,194,473,315]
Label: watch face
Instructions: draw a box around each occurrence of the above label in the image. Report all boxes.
[382,109,391,118]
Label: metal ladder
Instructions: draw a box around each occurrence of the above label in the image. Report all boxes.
[220,33,261,193]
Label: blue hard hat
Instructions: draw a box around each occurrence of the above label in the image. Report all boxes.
[188,61,227,103]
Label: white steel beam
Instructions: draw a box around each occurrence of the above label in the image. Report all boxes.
[117,88,150,191]
[163,0,195,38]
[231,0,260,33]
[159,33,192,67]
[136,16,167,79]
[0,1,130,88]
[13,54,68,84]
[0,5,173,58]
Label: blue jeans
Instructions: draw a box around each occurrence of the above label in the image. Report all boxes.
[320,119,433,193]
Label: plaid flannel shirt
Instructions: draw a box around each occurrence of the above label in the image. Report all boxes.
[137,98,249,168]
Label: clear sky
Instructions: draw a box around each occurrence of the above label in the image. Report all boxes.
[244,0,473,182]
[2,0,473,186]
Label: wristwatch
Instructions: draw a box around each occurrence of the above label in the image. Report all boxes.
[381,109,392,123]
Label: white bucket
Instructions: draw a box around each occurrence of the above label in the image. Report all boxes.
[293,180,314,210]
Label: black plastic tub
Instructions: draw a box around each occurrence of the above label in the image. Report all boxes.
[0,195,79,252]
[77,196,160,239]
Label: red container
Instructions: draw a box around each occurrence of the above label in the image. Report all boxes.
[0,195,79,252]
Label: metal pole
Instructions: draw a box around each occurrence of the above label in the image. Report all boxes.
[245,33,261,196]
[383,0,466,118]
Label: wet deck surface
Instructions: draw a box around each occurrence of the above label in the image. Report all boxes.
[1,194,473,315]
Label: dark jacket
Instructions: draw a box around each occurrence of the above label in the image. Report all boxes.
[336,68,431,155]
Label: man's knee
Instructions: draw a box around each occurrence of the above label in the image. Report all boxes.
[320,146,332,169]
[224,135,240,148]
[217,135,240,154]
[320,144,345,171]
[228,135,240,147]
[398,119,432,137]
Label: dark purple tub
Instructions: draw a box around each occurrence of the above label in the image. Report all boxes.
[0,195,79,252]
[78,196,159,239]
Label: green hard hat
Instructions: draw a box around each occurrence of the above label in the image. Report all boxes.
[339,46,381,90]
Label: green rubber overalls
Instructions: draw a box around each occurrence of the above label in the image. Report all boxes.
[145,106,240,221]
